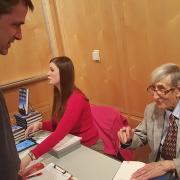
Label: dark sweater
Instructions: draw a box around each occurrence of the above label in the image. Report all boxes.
[0,90,20,180]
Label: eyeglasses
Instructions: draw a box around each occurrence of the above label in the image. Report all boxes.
[147,85,175,96]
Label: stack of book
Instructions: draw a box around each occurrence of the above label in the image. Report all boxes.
[32,131,82,159]
[11,124,25,144]
[15,111,42,129]
[49,134,82,158]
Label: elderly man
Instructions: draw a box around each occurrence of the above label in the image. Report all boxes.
[0,1,34,180]
[118,63,180,180]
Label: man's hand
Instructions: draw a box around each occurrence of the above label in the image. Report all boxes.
[118,126,134,144]
[131,161,176,180]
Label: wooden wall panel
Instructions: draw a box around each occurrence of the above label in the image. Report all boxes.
[54,0,129,113]
[52,0,180,123]
[122,0,180,118]
[3,0,180,123]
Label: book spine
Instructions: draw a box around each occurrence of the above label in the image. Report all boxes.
[12,128,24,134]
[14,132,25,139]
[15,115,42,121]
[13,130,25,136]
[16,116,42,124]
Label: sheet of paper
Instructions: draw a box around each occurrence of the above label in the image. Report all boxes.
[113,161,145,180]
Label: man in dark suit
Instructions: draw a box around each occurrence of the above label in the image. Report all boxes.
[118,63,180,179]
[0,1,34,179]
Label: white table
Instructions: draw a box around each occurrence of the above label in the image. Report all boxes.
[20,145,121,180]
[43,145,121,180]
[19,131,121,180]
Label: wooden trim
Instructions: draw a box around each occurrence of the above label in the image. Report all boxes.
[0,74,47,90]
[41,0,60,57]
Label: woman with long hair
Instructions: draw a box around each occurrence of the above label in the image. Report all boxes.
[21,56,99,169]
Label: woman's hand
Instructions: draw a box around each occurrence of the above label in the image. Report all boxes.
[117,126,134,144]
[25,121,43,138]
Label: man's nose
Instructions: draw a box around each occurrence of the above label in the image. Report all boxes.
[47,71,51,76]
[153,90,160,99]
[15,29,22,40]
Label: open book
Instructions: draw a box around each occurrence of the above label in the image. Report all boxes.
[113,161,145,180]
[113,161,172,180]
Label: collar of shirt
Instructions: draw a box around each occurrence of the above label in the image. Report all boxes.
[172,100,180,120]
[165,99,180,121]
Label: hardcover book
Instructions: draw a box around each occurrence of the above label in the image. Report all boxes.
[31,131,82,158]
[15,111,42,128]
[14,135,26,144]
[16,116,42,124]
[11,125,24,134]
[49,134,82,158]
[18,88,29,115]
[14,133,25,140]
[15,111,41,120]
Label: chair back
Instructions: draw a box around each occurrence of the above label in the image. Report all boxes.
[91,104,133,160]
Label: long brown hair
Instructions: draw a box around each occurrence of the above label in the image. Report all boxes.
[50,56,75,130]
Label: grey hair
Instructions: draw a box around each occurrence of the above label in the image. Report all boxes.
[150,63,180,87]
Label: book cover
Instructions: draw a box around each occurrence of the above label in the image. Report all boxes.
[18,88,29,115]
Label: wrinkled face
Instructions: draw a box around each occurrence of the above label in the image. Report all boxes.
[151,75,180,110]
[47,62,60,88]
[0,2,28,55]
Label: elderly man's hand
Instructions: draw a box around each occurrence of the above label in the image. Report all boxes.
[117,126,134,144]
[131,160,175,180]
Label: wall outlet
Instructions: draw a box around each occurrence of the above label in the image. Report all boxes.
[92,50,100,61]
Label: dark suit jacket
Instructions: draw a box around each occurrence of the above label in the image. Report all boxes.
[0,90,20,180]
[130,102,180,179]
